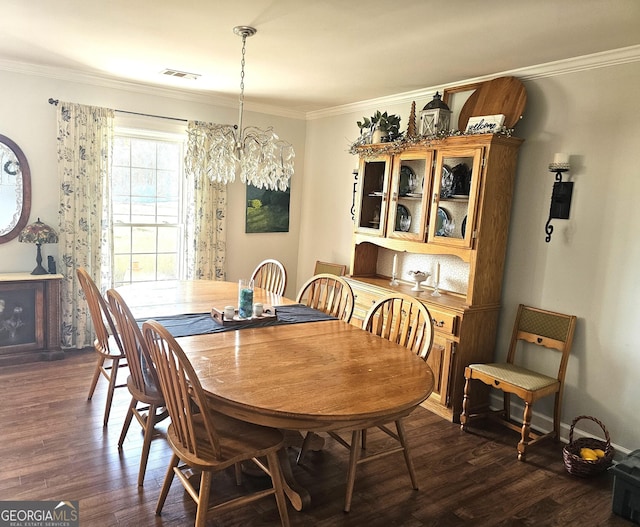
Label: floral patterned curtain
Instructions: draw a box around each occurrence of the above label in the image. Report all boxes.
[184,121,227,280]
[57,102,114,349]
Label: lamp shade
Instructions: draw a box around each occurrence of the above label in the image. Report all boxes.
[18,218,58,274]
[18,218,58,245]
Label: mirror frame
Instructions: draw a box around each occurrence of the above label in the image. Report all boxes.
[0,134,31,244]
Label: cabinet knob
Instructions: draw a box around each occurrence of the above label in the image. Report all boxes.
[435,320,445,327]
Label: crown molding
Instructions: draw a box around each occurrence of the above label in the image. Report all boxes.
[305,45,640,121]
[0,58,306,121]
[2,45,639,123]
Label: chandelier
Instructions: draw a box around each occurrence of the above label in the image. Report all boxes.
[203,26,294,191]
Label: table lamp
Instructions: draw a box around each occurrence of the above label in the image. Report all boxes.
[18,218,59,275]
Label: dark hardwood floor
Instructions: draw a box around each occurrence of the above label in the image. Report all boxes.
[0,351,632,526]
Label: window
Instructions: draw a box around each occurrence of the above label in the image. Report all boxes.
[112,131,184,287]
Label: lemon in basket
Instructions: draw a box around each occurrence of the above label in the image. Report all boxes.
[593,448,606,458]
[580,447,599,461]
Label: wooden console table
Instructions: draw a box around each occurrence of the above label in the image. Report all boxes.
[0,273,63,366]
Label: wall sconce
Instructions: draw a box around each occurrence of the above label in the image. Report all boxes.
[350,168,359,221]
[544,153,573,242]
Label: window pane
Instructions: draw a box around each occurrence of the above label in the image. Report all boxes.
[132,226,156,253]
[157,143,180,170]
[114,254,131,286]
[157,254,177,280]
[157,226,178,252]
[131,254,156,282]
[113,226,131,254]
[157,200,179,223]
[113,137,131,166]
[157,170,179,198]
[131,139,157,169]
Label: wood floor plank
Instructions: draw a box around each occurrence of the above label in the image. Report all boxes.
[0,350,632,526]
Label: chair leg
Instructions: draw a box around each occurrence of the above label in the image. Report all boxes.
[102,357,121,427]
[87,354,105,400]
[344,429,362,513]
[137,403,158,486]
[118,398,137,449]
[504,393,512,422]
[266,450,291,527]
[194,471,212,527]
[460,374,471,431]
[518,402,533,461]
[396,419,418,490]
[296,432,313,465]
[156,453,179,515]
[552,392,562,440]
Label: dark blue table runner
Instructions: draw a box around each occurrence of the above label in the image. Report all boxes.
[137,304,336,338]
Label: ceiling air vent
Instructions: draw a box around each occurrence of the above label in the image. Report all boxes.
[161,69,200,80]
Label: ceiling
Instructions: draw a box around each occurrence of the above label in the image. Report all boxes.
[1,0,639,116]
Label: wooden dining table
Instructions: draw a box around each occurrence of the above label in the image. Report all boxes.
[118,279,435,510]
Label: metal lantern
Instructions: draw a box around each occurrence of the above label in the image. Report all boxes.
[420,92,451,136]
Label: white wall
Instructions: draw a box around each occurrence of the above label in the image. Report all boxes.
[300,60,640,452]
[0,69,305,298]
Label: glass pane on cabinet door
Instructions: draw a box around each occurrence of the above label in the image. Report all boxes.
[356,159,388,234]
[390,155,430,240]
[431,149,481,247]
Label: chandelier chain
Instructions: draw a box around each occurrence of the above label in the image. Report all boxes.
[239,33,247,108]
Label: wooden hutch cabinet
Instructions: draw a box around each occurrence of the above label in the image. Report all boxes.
[346,133,523,422]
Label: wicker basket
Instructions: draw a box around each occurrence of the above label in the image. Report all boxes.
[563,415,614,477]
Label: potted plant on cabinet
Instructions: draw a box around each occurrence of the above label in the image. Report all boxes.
[357,111,402,143]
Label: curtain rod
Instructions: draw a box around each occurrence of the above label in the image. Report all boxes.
[48,98,188,123]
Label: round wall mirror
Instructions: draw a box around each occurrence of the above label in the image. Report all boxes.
[0,134,31,243]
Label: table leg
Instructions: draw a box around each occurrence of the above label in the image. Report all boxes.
[244,431,313,511]
[277,446,310,511]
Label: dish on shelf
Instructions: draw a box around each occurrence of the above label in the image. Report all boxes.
[399,165,415,196]
[436,207,450,236]
[461,215,467,237]
[441,164,453,198]
[368,191,383,197]
[396,204,411,232]
[406,192,423,198]
[369,220,380,227]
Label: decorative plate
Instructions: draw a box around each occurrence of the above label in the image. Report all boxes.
[441,164,453,198]
[399,165,415,196]
[461,215,467,237]
[436,207,450,236]
[396,204,411,232]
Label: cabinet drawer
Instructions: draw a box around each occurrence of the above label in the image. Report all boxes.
[352,288,380,322]
[427,307,456,335]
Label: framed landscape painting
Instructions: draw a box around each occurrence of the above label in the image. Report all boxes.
[245,184,290,233]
